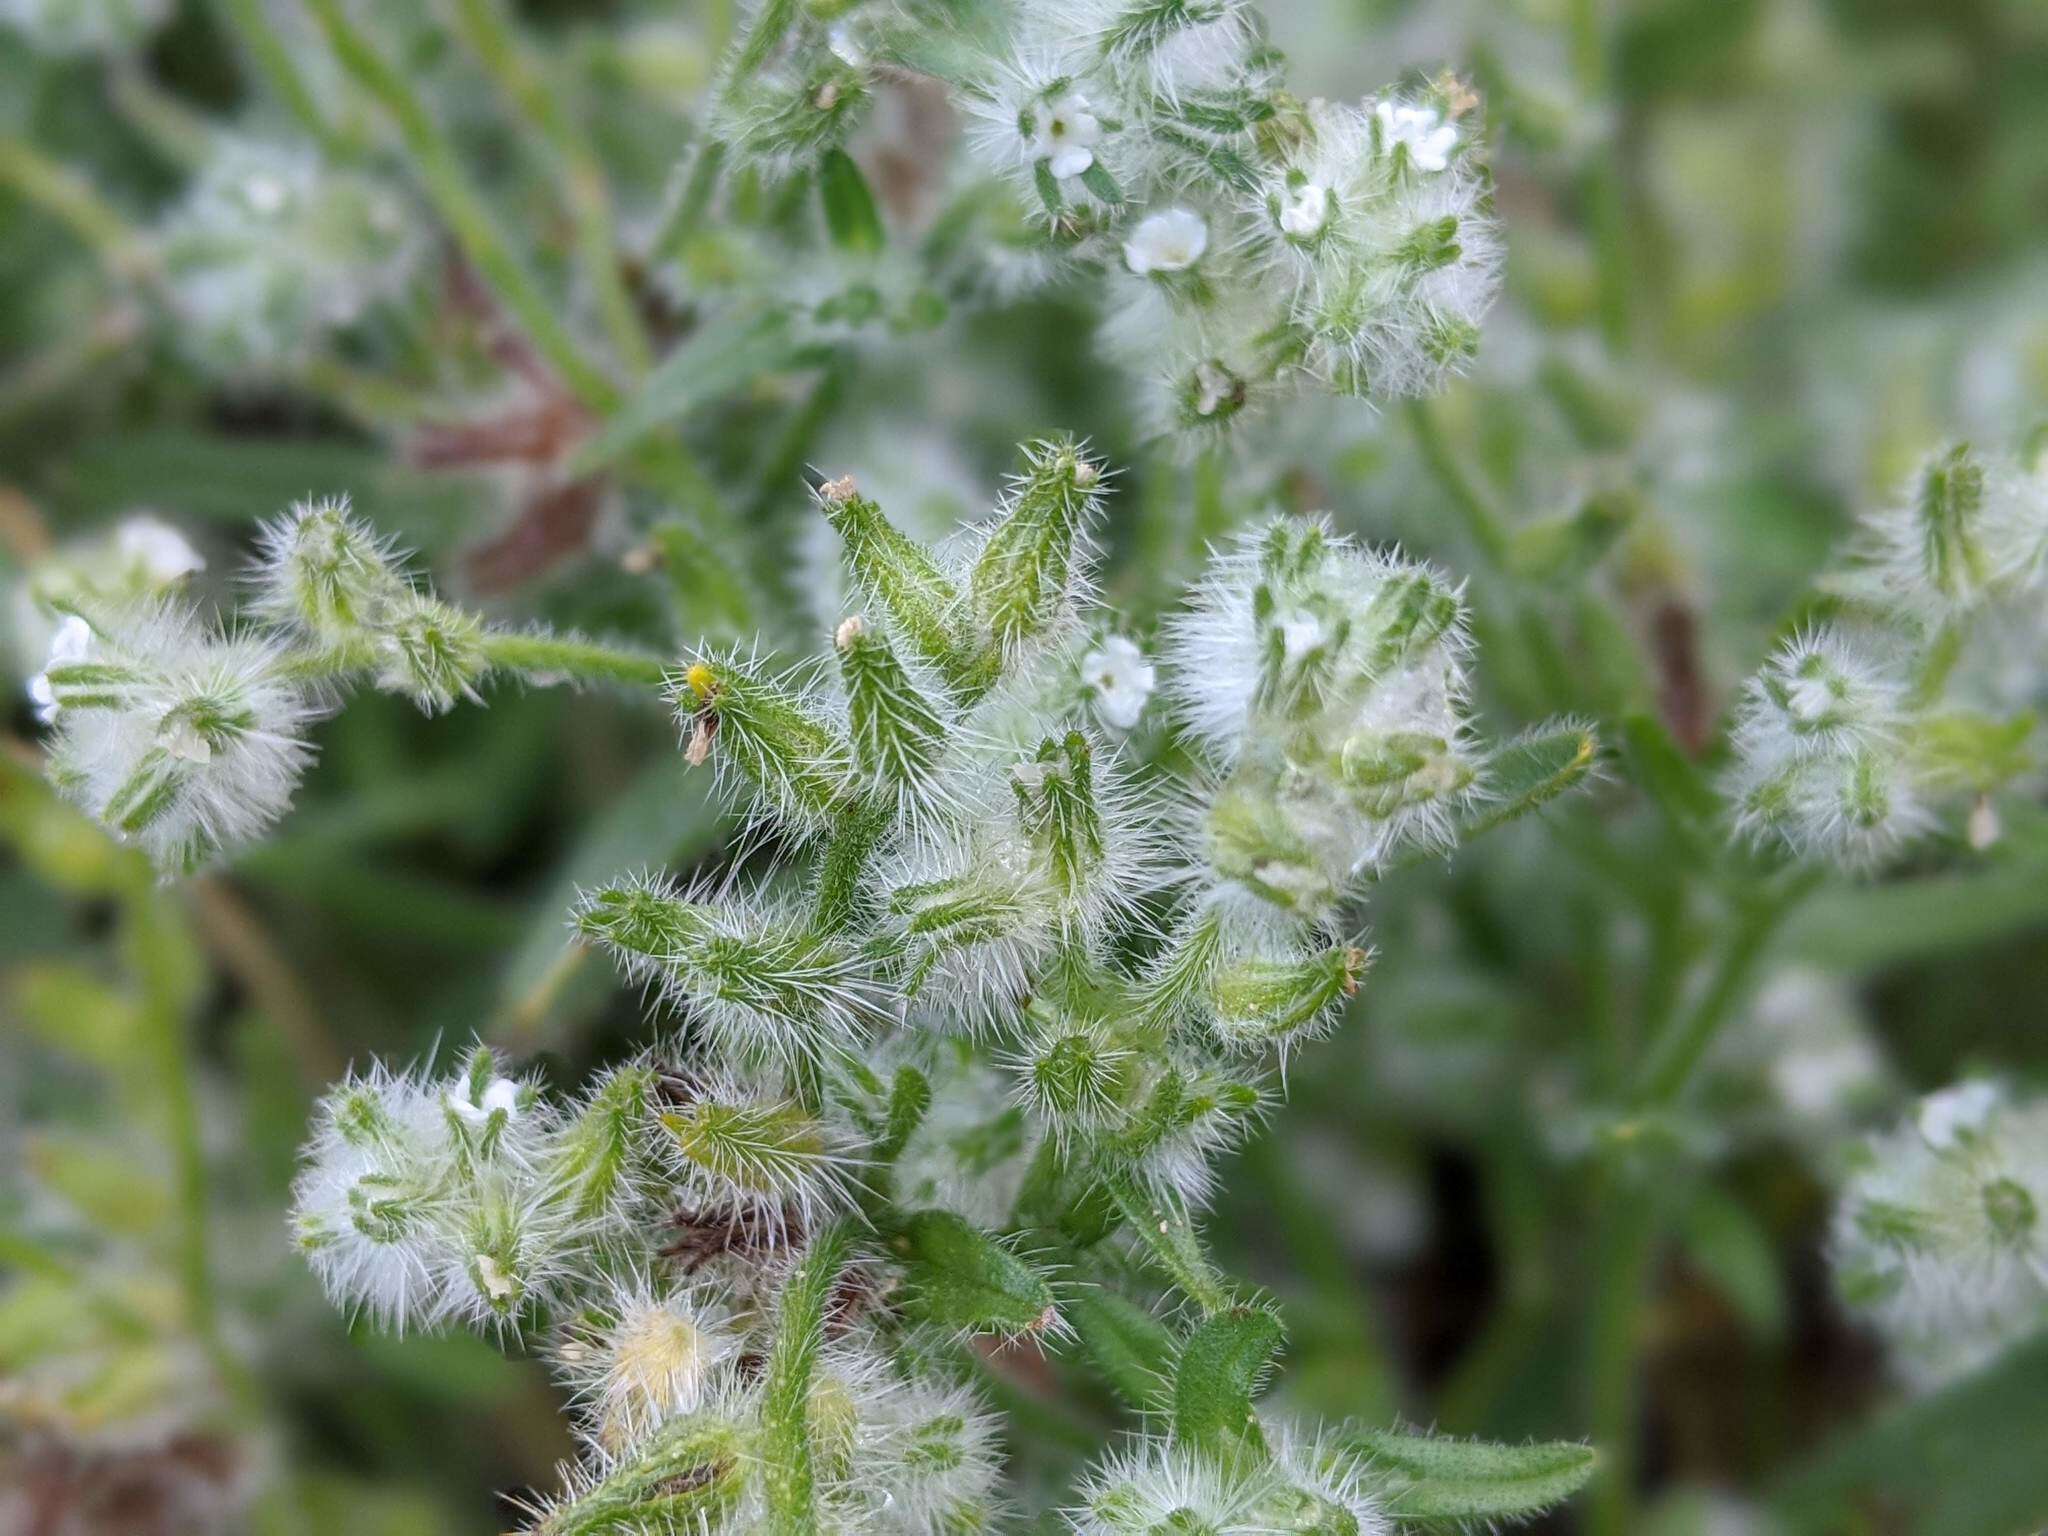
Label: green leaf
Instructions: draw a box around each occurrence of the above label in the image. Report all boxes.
[1619,711,1718,841]
[759,1220,852,1535]
[1677,1185,1787,1341]
[573,307,821,472]
[494,758,725,1047]
[1172,1305,1282,1469]
[1342,1428,1598,1525]
[891,1209,1059,1337]
[874,1066,932,1164]
[1772,1326,2048,1536]
[818,149,885,253]
[1463,719,1601,842]
[1509,488,1637,581]
[1068,1291,1175,1409]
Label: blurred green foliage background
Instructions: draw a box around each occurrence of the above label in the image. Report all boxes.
[4,0,2048,1531]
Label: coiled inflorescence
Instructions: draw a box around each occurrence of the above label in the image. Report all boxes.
[697,0,1503,436]
[260,436,1591,1531]
[1729,442,2048,866]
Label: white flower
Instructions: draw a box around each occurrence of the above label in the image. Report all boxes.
[448,1077,523,1125]
[1081,635,1156,729]
[27,613,92,725]
[1918,1080,2001,1149]
[1031,90,1102,179]
[1123,207,1208,274]
[115,516,206,584]
[1376,100,1458,172]
[1279,180,1332,239]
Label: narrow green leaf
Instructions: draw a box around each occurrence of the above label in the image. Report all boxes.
[1104,1171,1235,1315]
[573,307,820,472]
[818,149,885,253]
[1343,1428,1598,1525]
[875,1066,932,1164]
[759,1221,852,1535]
[1463,719,1601,842]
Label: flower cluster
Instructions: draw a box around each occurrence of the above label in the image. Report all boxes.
[688,0,1501,436]
[1832,1081,2048,1386]
[271,439,1595,1529]
[1728,442,2048,866]
[157,137,420,376]
[10,513,205,682]
[22,496,669,873]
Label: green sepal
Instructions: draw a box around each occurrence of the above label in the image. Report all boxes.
[890,1209,1059,1337]
[1173,1305,1283,1470]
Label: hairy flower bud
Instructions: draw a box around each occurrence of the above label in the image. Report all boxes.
[253,497,407,647]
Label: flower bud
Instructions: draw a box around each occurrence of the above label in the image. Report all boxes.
[376,590,488,715]
[969,438,1105,657]
[671,650,861,831]
[254,496,406,646]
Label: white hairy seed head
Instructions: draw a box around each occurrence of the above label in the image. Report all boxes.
[1833,1083,2048,1387]
[1070,1436,1263,1534]
[292,1065,454,1331]
[39,601,318,875]
[555,1274,740,1451]
[11,514,207,680]
[1848,443,2044,620]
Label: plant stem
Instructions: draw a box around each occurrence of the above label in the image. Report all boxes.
[303,0,621,414]
[0,135,152,277]
[121,871,263,1416]
[1406,398,1511,568]
[482,632,672,689]
[1583,1167,1658,1536]
[447,0,652,376]
[212,0,349,155]
[652,139,727,264]
[1635,869,1821,1105]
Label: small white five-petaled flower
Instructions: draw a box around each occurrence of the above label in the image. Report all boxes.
[1081,635,1155,730]
[449,1077,524,1125]
[1123,208,1208,274]
[1032,91,1102,179]
[1375,100,1458,172]
[1279,181,1333,239]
